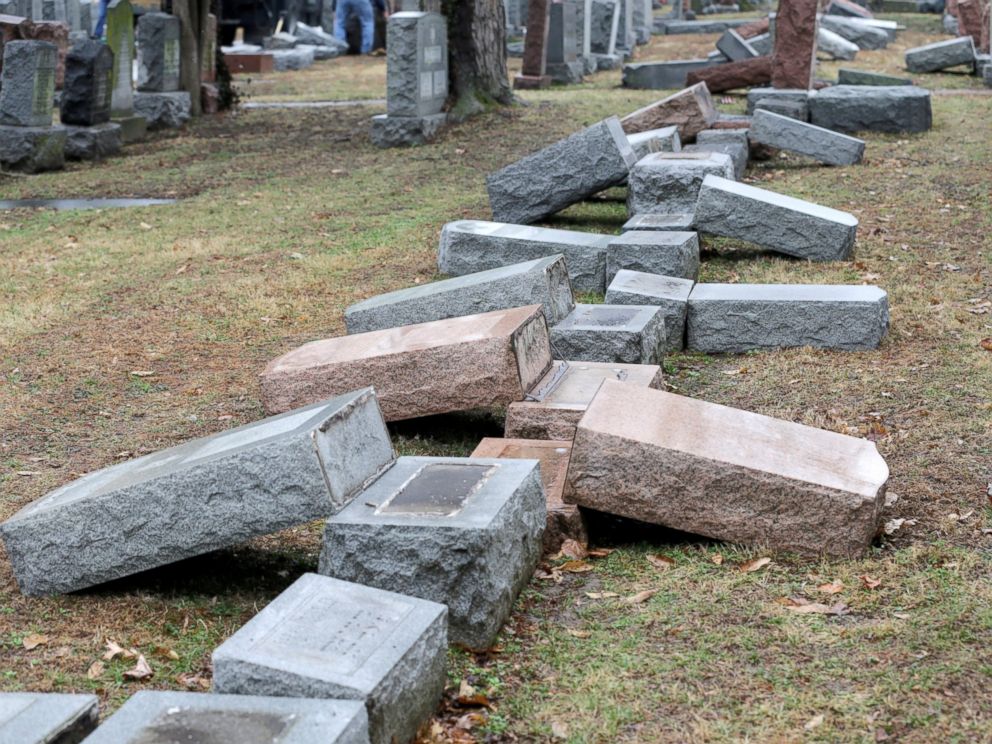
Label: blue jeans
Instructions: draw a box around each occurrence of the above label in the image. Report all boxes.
[334,0,374,54]
[93,0,110,38]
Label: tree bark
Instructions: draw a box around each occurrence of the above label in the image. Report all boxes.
[174,0,205,116]
[442,0,513,119]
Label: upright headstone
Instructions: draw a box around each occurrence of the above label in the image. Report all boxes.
[546,0,583,83]
[201,12,216,81]
[105,0,145,142]
[60,38,121,160]
[0,39,55,126]
[771,0,818,89]
[370,9,448,147]
[136,12,180,92]
[515,0,551,88]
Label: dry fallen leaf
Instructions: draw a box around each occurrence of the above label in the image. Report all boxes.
[585,592,620,599]
[551,720,569,739]
[103,639,135,661]
[711,553,724,566]
[817,580,845,595]
[624,589,658,604]
[860,575,882,590]
[740,557,772,573]
[123,654,153,680]
[804,714,825,731]
[154,646,180,661]
[980,338,992,352]
[559,560,594,573]
[783,598,850,616]
[555,539,588,560]
[586,547,614,558]
[139,222,153,230]
[176,673,211,690]
[86,660,105,680]
[22,633,49,650]
[566,629,591,639]
[455,679,494,709]
[646,554,676,570]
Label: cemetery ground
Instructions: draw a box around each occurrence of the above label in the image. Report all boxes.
[1,12,991,742]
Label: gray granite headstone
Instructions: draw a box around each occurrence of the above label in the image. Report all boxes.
[386,10,447,117]
[60,38,113,126]
[137,12,181,92]
[749,108,865,166]
[0,389,395,596]
[212,573,446,744]
[0,692,98,743]
[606,229,700,282]
[551,303,666,364]
[0,40,57,127]
[905,36,975,73]
[605,269,693,350]
[546,1,583,83]
[320,456,546,649]
[81,691,369,744]
[628,150,735,215]
[807,85,932,134]
[590,0,619,54]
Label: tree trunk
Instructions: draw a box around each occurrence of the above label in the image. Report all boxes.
[174,0,205,116]
[442,0,512,119]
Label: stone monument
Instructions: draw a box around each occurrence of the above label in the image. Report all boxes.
[515,0,551,88]
[134,11,191,130]
[546,0,583,83]
[59,37,121,159]
[0,39,66,172]
[105,0,146,142]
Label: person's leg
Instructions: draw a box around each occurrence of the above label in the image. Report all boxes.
[333,0,352,43]
[93,0,109,38]
[357,0,374,53]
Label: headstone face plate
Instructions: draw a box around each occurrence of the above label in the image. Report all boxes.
[132,709,295,744]
[380,463,493,516]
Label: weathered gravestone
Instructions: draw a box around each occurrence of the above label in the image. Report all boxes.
[471,437,585,551]
[819,14,889,49]
[515,0,551,88]
[716,27,759,61]
[771,0,818,89]
[622,58,714,89]
[0,693,98,743]
[605,229,700,283]
[605,269,694,350]
[807,85,932,133]
[504,359,664,439]
[626,124,682,160]
[620,82,718,140]
[564,380,890,558]
[551,303,666,364]
[682,136,748,179]
[344,255,575,333]
[106,0,146,142]
[212,573,446,744]
[320,456,545,649]
[817,27,859,60]
[0,389,395,595]
[82,691,369,744]
[590,0,621,69]
[136,12,180,91]
[749,108,865,165]
[615,0,634,56]
[261,305,554,421]
[546,0,583,83]
[837,68,913,85]
[0,40,66,172]
[685,56,772,94]
[905,36,975,72]
[371,9,447,146]
[628,150,735,214]
[60,38,121,160]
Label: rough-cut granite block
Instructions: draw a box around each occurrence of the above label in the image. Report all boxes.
[605,230,700,283]
[551,303,666,364]
[620,82,718,141]
[628,150,735,214]
[0,692,98,743]
[905,36,975,72]
[605,269,694,350]
[808,85,932,133]
[749,108,865,166]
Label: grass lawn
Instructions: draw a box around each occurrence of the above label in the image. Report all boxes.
[1,11,991,743]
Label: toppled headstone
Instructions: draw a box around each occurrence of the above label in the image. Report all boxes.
[826,0,874,18]
[686,283,889,352]
[606,229,699,282]
[136,11,180,92]
[748,31,772,55]
[686,55,772,95]
[905,36,975,72]
[0,389,394,595]
[505,359,664,439]
[213,573,445,744]
[133,90,191,129]
[715,28,759,61]
[628,150,735,214]
[84,692,368,744]
[622,58,713,89]
[487,117,637,224]
[620,82,718,140]
[564,380,890,558]
[694,175,858,261]
[819,14,889,49]
[745,86,808,115]
[627,124,682,160]
[808,85,932,133]
[749,109,865,165]
[261,305,553,420]
[344,255,575,333]
[271,46,315,70]
[470,437,586,551]
[295,20,349,52]
[321,456,544,649]
[817,26,859,60]
[438,220,611,293]
[771,0,818,89]
[837,68,912,85]
[682,138,748,178]
[0,693,98,743]
[264,30,298,48]
[605,269,694,350]
[546,0,583,83]
[551,303,666,364]
[622,212,695,232]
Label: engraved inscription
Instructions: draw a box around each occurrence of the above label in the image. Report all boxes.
[32,65,55,119]
[423,44,442,65]
[380,463,492,516]
[432,69,446,98]
[163,38,180,78]
[419,70,433,100]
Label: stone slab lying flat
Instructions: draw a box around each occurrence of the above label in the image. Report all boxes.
[0,389,393,596]
[808,85,932,134]
[564,380,890,558]
[470,437,585,552]
[622,59,713,89]
[345,255,575,333]
[837,68,913,86]
[437,220,611,293]
[261,305,553,421]
[628,151,735,214]
[905,36,975,73]
[819,14,890,49]
[627,124,682,161]
[606,230,700,283]
[486,117,637,224]
[715,28,759,61]
[622,212,695,232]
[620,82,719,141]
[0,692,98,743]
[320,456,544,649]
[551,304,666,364]
[82,691,368,744]
[749,109,865,166]
[504,359,664,440]
[686,283,889,352]
[605,270,694,350]
[817,27,859,60]
[212,573,444,744]
[694,175,858,261]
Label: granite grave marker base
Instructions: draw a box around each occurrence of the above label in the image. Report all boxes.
[551,304,666,364]
[564,380,891,558]
[261,305,553,421]
[112,113,147,143]
[749,108,865,166]
[63,120,121,160]
[271,46,315,70]
[82,691,369,744]
[370,112,447,148]
[212,573,446,744]
[604,270,694,350]
[504,359,664,440]
[548,59,585,83]
[0,388,394,596]
[513,73,552,89]
[622,59,714,90]
[745,87,809,116]
[320,456,545,649]
[627,124,682,161]
[133,90,191,130]
[606,229,700,283]
[682,138,748,179]
[622,212,695,232]
[905,35,976,72]
[0,124,66,172]
[808,85,932,133]
[0,692,98,743]
[628,150,735,215]
[470,437,587,552]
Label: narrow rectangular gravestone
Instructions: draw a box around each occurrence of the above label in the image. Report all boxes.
[386,11,447,117]
[590,0,619,54]
[0,40,57,127]
[694,174,858,261]
[605,229,700,282]
[627,150,736,214]
[504,359,663,439]
[0,389,395,596]
[261,305,554,421]
[715,28,758,61]
[905,36,975,72]
[620,82,718,140]
[836,68,912,85]
[819,14,889,50]
[320,456,545,649]
[136,12,181,92]
[564,380,890,558]
[622,59,714,90]
[60,38,113,125]
[486,116,637,225]
[550,303,666,364]
[106,0,135,116]
[686,282,889,352]
[81,691,369,744]
[771,0,818,89]
[470,437,585,551]
[817,27,859,61]
[212,573,446,744]
[605,269,694,350]
[437,220,612,293]
[546,0,583,82]
[749,108,865,165]
[807,85,931,133]
[622,212,695,232]
[344,255,575,333]
[0,693,98,743]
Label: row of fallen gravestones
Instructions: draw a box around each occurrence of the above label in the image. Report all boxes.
[0,1,192,173]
